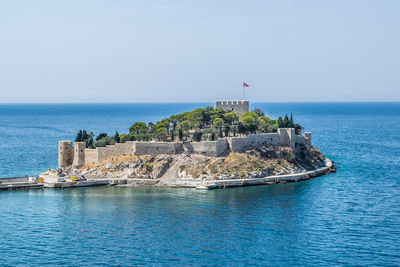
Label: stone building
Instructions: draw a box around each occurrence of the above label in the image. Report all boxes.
[216,100,249,121]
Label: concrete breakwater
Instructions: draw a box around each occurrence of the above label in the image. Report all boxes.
[0,177,44,191]
[38,158,334,190]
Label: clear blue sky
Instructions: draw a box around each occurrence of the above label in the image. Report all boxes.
[0,0,399,102]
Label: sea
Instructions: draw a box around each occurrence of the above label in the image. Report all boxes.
[0,102,399,266]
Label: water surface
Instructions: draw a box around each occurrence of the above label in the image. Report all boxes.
[0,102,399,265]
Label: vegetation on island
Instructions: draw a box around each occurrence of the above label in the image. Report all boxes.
[75,106,303,148]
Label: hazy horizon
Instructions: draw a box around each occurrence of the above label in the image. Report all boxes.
[1,0,399,103]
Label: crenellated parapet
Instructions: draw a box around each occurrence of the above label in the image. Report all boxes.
[216,100,249,120]
[58,128,312,168]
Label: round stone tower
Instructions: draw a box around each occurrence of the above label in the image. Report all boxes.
[59,140,74,168]
[73,142,86,168]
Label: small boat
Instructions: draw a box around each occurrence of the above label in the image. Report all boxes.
[71,176,80,181]
[57,178,66,183]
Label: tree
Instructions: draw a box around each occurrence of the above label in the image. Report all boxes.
[155,127,169,141]
[223,111,239,125]
[253,108,265,117]
[120,134,129,143]
[114,131,120,143]
[213,117,224,127]
[238,122,246,135]
[193,130,202,142]
[224,125,230,137]
[178,128,183,141]
[289,113,294,127]
[211,132,216,141]
[96,132,108,141]
[75,130,83,142]
[129,122,148,135]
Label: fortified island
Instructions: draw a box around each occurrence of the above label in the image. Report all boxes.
[39,100,335,189]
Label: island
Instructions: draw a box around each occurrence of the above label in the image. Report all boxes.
[39,100,335,189]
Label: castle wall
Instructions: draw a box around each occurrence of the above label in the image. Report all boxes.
[73,142,86,167]
[184,138,229,157]
[216,100,249,120]
[85,149,98,164]
[134,142,182,155]
[59,141,74,168]
[60,128,312,167]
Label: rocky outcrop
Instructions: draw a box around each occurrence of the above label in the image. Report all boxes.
[60,145,330,183]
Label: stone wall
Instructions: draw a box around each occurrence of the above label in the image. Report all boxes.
[183,138,229,157]
[61,128,311,168]
[216,100,249,120]
[73,142,86,167]
[85,149,98,164]
[135,142,182,155]
[59,141,74,168]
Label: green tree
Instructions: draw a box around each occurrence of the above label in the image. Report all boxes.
[120,134,129,143]
[178,128,183,141]
[253,108,265,117]
[223,111,239,125]
[129,122,148,135]
[96,132,108,141]
[213,117,224,127]
[155,127,169,141]
[193,130,202,142]
[114,131,120,143]
[75,130,83,142]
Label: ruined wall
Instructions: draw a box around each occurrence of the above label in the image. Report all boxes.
[59,141,74,168]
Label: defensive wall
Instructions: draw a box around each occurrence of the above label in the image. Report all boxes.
[59,128,311,168]
[216,100,249,121]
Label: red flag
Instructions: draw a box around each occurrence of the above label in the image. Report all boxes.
[243,82,249,87]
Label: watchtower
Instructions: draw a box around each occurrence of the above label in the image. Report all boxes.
[73,142,86,168]
[59,140,74,168]
[216,100,249,121]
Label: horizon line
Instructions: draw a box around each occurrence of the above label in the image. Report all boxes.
[0,100,400,104]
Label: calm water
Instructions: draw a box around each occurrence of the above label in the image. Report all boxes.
[0,103,400,265]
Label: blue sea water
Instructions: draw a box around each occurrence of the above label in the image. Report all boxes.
[0,102,399,265]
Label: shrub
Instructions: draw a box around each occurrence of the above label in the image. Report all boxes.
[179,165,185,173]
[120,134,129,143]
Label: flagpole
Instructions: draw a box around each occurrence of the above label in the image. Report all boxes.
[242,82,244,100]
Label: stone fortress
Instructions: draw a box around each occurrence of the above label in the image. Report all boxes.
[59,101,312,168]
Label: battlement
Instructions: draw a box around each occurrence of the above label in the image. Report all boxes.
[58,128,312,168]
[216,100,249,120]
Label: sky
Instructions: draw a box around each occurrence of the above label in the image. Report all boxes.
[0,0,399,103]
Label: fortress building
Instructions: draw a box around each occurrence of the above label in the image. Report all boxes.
[216,100,249,121]
[58,100,312,169]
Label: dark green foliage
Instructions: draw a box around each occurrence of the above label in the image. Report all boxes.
[74,106,303,144]
[178,128,183,141]
[129,122,148,135]
[96,132,107,141]
[193,131,202,142]
[238,122,246,135]
[253,108,265,116]
[114,131,120,143]
[224,125,230,137]
[211,132,216,141]
[75,130,94,148]
[120,134,129,143]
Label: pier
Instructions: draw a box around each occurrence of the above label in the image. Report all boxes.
[0,177,44,191]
